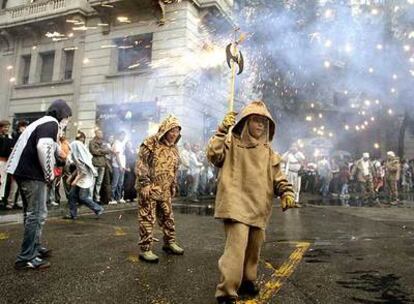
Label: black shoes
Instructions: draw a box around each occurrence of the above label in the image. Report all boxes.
[216,296,237,304]
[238,280,260,297]
[14,257,50,270]
[38,247,52,259]
[62,215,77,220]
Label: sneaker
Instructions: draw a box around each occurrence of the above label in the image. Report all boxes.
[96,208,104,217]
[38,247,52,259]
[62,215,77,220]
[390,200,401,206]
[14,257,50,270]
[139,251,159,263]
[162,242,184,255]
[238,281,260,297]
[5,204,13,210]
[15,201,23,208]
[216,296,237,304]
[118,199,126,204]
[50,201,59,207]
[108,200,118,205]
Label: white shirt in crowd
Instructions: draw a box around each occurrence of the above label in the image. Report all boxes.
[361,159,370,176]
[75,161,95,189]
[112,139,126,169]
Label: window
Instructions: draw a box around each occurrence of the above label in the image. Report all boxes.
[1,0,7,10]
[115,33,152,72]
[40,51,55,83]
[63,50,74,80]
[20,55,31,85]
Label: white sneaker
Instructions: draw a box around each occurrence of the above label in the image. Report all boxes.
[50,201,59,207]
[108,200,118,205]
[15,201,23,208]
[118,199,126,204]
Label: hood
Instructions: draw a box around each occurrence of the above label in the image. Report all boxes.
[232,101,275,141]
[157,115,182,144]
[46,99,72,122]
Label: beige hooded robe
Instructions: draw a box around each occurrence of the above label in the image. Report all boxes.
[207,101,294,229]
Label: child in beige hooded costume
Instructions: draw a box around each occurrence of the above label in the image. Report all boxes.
[207,101,296,304]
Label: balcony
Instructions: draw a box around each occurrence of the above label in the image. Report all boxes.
[0,0,93,29]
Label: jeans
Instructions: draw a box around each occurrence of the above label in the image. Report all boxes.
[341,183,349,195]
[111,167,124,201]
[93,166,105,202]
[68,186,103,218]
[15,178,48,262]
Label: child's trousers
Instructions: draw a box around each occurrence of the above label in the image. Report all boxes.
[215,221,265,298]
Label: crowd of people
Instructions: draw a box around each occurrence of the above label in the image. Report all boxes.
[1,125,219,212]
[2,120,414,212]
[296,150,414,205]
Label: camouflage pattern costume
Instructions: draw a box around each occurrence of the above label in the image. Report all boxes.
[385,155,400,202]
[135,115,181,251]
[351,157,375,201]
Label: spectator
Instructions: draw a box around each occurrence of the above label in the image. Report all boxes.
[64,133,104,220]
[123,140,137,202]
[4,120,27,209]
[89,129,112,204]
[0,120,13,206]
[110,131,127,204]
[188,144,203,201]
[178,142,191,196]
[401,159,412,193]
[318,156,331,197]
[338,164,351,198]
[7,99,72,270]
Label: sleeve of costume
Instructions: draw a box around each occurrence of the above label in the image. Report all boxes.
[135,143,152,189]
[272,152,295,198]
[36,122,58,183]
[206,127,229,168]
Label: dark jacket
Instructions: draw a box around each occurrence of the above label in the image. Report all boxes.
[89,137,111,167]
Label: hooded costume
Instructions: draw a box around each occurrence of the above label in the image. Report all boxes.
[207,101,294,300]
[135,115,181,252]
[385,152,400,202]
[351,154,375,201]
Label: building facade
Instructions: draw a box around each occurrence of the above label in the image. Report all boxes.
[0,0,233,145]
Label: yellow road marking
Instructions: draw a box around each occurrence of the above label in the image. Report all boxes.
[240,241,310,304]
[114,227,127,236]
[0,232,9,240]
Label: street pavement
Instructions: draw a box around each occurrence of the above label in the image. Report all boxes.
[0,198,413,304]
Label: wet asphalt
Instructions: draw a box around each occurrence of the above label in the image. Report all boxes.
[0,198,413,304]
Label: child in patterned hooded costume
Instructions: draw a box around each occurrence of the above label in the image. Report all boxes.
[207,101,296,304]
[135,115,184,263]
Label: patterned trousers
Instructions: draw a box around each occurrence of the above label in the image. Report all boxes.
[359,179,375,201]
[386,177,399,201]
[138,198,176,251]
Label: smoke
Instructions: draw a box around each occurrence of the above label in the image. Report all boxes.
[212,0,414,155]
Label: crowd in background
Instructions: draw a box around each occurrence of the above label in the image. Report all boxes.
[1,118,413,212]
[0,119,217,212]
[300,152,414,204]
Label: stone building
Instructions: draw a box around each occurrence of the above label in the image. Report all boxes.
[0,0,233,145]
